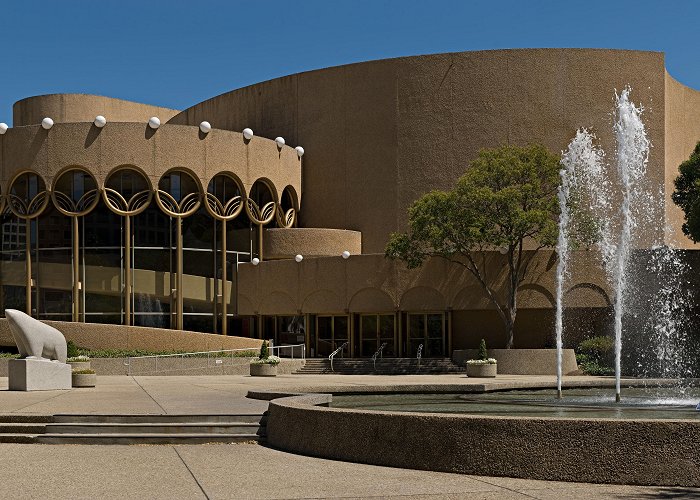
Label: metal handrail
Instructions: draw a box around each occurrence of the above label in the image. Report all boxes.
[371,342,388,371]
[328,342,349,372]
[125,344,305,375]
[417,344,423,371]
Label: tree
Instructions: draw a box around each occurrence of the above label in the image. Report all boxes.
[385,144,561,349]
[672,142,700,241]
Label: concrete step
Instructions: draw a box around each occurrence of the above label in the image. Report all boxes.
[53,414,264,424]
[0,433,39,443]
[0,414,54,423]
[46,422,261,435]
[0,423,47,434]
[36,433,261,445]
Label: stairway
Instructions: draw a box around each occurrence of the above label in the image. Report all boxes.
[294,358,464,375]
[0,413,267,445]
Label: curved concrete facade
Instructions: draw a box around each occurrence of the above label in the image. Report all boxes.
[13,94,179,127]
[2,49,700,357]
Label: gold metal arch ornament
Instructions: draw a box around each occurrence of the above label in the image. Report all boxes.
[154,173,203,331]
[204,175,245,336]
[50,168,101,322]
[102,173,154,327]
[7,171,51,316]
[245,197,276,262]
[275,205,296,229]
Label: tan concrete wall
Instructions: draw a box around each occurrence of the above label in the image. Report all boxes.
[0,122,300,201]
[169,49,668,253]
[13,94,179,127]
[0,319,262,351]
[237,251,612,316]
[264,228,361,259]
[664,73,700,247]
[452,348,578,375]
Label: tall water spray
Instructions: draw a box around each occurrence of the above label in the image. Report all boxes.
[558,130,605,398]
[611,88,650,401]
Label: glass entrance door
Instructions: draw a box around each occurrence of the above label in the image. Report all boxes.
[407,313,445,357]
[315,315,348,357]
[360,314,396,357]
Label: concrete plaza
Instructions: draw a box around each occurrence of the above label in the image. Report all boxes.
[0,374,697,499]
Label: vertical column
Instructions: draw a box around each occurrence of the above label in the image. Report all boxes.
[176,217,183,331]
[25,219,31,316]
[258,223,264,261]
[221,220,228,335]
[124,215,131,326]
[72,216,80,322]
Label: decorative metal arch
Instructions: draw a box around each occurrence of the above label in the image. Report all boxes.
[276,185,299,229]
[154,168,203,330]
[246,179,278,262]
[7,170,50,220]
[204,172,246,335]
[50,167,100,218]
[102,166,154,326]
[6,171,51,316]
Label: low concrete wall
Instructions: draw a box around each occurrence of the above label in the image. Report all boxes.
[266,394,700,487]
[452,349,578,375]
[0,319,263,353]
[0,358,305,376]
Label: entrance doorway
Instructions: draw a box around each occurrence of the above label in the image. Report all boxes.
[406,313,445,358]
[359,314,396,357]
[315,315,349,357]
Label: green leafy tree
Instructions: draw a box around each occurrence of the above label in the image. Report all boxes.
[386,144,561,349]
[672,142,700,241]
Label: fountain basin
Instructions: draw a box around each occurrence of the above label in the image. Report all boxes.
[265,388,700,487]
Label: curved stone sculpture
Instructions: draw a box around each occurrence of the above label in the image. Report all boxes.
[5,309,67,363]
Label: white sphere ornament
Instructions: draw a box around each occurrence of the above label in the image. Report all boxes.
[342,250,350,259]
[251,258,260,266]
[295,146,305,157]
[94,115,107,128]
[41,117,54,130]
[294,254,303,263]
[0,123,8,134]
[199,121,211,133]
[148,116,161,129]
[242,128,254,140]
[275,136,285,148]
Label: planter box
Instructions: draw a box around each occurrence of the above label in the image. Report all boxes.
[68,361,91,371]
[72,372,96,388]
[466,363,497,378]
[250,363,278,377]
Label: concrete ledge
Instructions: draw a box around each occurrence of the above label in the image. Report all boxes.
[265,393,700,487]
[264,228,361,259]
[0,358,305,376]
[453,349,578,375]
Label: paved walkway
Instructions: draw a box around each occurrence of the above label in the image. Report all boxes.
[0,373,619,415]
[1,374,697,499]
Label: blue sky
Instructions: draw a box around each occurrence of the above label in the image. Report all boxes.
[1,0,699,125]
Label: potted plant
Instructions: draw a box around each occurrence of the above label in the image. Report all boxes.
[466,339,497,378]
[250,341,281,377]
[67,354,91,371]
[71,369,97,388]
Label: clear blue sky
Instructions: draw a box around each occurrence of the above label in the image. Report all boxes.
[2,0,699,125]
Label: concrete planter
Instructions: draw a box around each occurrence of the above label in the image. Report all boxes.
[250,363,278,377]
[71,372,96,388]
[466,363,497,378]
[453,349,578,375]
[68,361,91,371]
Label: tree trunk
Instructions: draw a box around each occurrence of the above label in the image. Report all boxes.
[505,309,516,349]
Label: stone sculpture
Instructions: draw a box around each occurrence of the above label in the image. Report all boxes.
[5,309,67,362]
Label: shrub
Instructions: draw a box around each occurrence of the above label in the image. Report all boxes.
[66,340,80,358]
[259,341,269,360]
[71,369,95,375]
[66,355,90,362]
[477,339,488,361]
[577,336,614,365]
[250,355,281,366]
